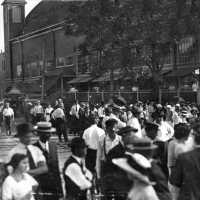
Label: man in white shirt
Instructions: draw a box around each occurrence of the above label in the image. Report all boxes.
[96,119,123,179]
[33,100,44,123]
[63,137,92,200]
[155,112,174,142]
[83,115,105,173]
[3,102,14,136]
[52,105,67,142]
[7,123,48,184]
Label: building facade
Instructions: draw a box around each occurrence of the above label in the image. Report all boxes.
[2,0,200,102]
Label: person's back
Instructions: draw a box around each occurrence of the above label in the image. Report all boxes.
[170,148,200,200]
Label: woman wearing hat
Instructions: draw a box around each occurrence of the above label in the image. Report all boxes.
[112,153,159,200]
[127,138,172,200]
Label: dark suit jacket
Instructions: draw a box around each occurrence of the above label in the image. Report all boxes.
[34,141,63,197]
[150,161,172,200]
[170,148,200,200]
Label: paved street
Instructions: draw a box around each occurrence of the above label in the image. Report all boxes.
[0,134,72,168]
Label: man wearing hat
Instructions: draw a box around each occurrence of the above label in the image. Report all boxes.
[108,96,126,130]
[63,137,92,200]
[100,126,138,198]
[34,122,63,200]
[7,123,48,193]
[127,138,172,200]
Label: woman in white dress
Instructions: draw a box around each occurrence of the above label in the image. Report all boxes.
[2,154,38,200]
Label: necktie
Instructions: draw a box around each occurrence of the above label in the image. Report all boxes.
[26,147,36,169]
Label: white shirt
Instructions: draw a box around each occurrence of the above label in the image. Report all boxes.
[2,173,38,200]
[65,155,92,190]
[98,107,105,118]
[128,182,159,200]
[38,141,49,152]
[98,134,122,160]
[3,107,14,117]
[127,117,142,138]
[109,113,126,130]
[157,121,174,142]
[7,143,46,167]
[83,124,105,150]
[33,105,43,115]
[70,104,80,117]
[52,108,65,119]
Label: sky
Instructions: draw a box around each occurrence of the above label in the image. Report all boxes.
[0,0,41,52]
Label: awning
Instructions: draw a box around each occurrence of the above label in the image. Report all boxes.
[68,74,93,84]
[165,67,196,77]
[7,86,23,95]
[92,71,122,83]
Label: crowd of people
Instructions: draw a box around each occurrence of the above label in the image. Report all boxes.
[1,96,200,200]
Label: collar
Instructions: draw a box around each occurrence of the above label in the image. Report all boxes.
[39,140,48,149]
[72,155,82,164]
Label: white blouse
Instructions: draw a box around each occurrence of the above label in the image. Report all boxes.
[2,173,38,200]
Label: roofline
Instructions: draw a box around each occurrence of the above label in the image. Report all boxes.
[10,20,66,43]
[2,0,26,6]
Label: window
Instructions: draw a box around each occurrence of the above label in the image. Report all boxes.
[16,65,22,78]
[12,6,22,23]
[78,55,90,74]
[56,57,65,68]
[65,56,73,66]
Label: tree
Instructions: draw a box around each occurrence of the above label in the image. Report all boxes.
[64,0,200,101]
[64,0,127,91]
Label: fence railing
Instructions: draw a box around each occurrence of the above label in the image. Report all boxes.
[60,90,197,105]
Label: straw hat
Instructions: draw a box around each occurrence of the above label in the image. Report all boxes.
[112,153,155,185]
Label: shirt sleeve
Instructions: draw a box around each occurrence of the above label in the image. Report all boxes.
[65,163,92,190]
[2,177,13,200]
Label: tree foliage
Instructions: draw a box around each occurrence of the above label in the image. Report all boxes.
[64,0,200,93]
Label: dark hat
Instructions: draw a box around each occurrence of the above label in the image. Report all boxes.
[16,123,34,137]
[70,137,87,149]
[127,138,157,152]
[145,121,159,132]
[113,96,127,107]
[34,122,56,133]
[112,96,127,111]
[118,126,138,136]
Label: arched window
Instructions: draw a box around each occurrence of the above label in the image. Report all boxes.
[12,6,22,23]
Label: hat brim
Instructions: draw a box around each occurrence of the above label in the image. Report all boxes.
[118,128,138,136]
[126,145,158,151]
[112,158,154,185]
[34,127,56,133]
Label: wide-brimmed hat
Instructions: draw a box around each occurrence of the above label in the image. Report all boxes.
[112,153,155,185]
[118,126,138,136]
[16,123,34,137]
[112,96,127,111]
[34,122,56,133]
[126,138,157,152]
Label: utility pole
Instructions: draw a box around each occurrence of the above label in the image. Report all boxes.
[41,39,46,101]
